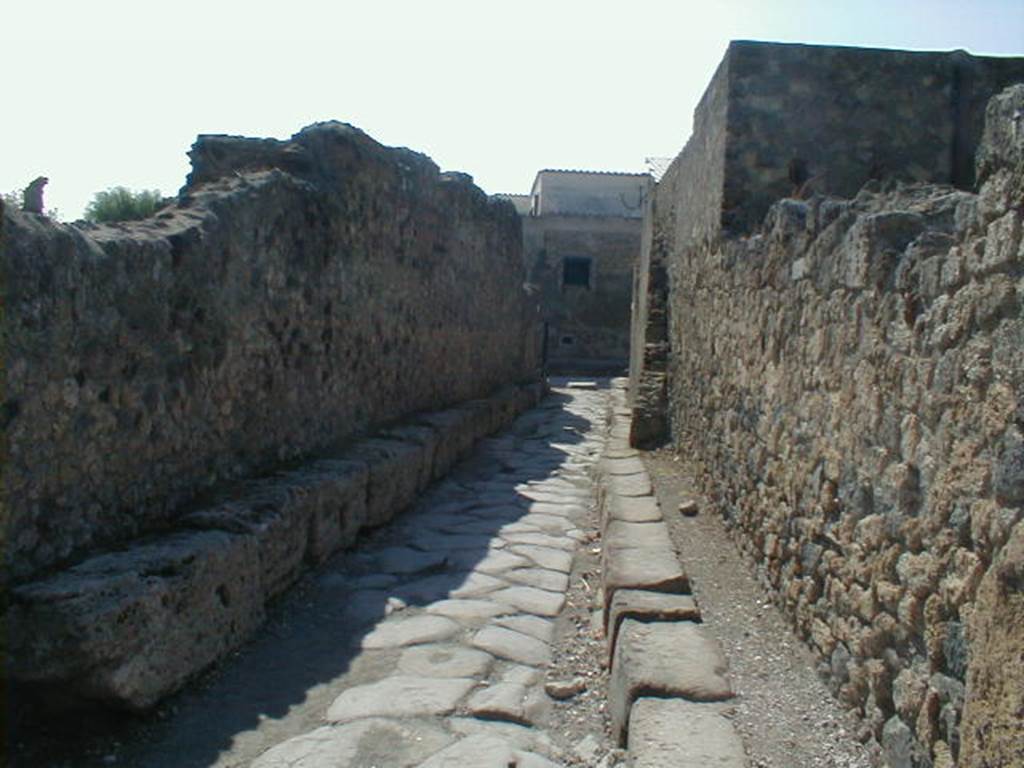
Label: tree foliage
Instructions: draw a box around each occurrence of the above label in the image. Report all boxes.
[83,186,164,223]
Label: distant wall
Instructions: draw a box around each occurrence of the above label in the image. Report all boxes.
[2,122,541,588]
[523,214,640,368]
[531,172,649,218]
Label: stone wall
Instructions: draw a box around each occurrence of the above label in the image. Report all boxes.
[523,214,640,369]
[655,84,1023,767]
[1,122,541,590]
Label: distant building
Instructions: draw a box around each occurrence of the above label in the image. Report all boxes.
[517,169,652,372]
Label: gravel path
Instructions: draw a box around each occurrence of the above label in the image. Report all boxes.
[642,449,882,768]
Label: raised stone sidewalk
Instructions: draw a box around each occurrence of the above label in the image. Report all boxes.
[596,380,748,767]
[244,382,610,766]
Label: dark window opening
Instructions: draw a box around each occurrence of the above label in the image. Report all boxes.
[561,335,575,346]
[562,256,592,288]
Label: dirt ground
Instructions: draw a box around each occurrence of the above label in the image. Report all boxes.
[642,448,882,768]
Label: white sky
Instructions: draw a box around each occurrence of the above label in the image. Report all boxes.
[3,0,1022,219]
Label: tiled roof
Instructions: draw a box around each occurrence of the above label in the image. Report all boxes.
[537,168,651,178]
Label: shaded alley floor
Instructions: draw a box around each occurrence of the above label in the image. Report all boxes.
[16,382,614,767]
[15,380,878,767]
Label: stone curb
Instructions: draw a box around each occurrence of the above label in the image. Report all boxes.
[7,380,547,711]
[596,378,748,766]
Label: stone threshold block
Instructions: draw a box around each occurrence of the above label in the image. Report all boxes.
[7,530,265,711]
[628,698,748,767]
[610,619,734,744]
[606,589,702,659]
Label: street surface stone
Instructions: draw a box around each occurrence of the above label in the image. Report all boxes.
[472,625,553,666]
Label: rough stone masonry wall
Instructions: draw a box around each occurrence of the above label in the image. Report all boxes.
[662,86,1023,768]
[1,122,541,591]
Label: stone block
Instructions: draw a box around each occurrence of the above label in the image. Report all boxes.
[603,544,690,616]
[602,494,663,530]
[606,589,701,652]
[8,530,264,710]
[609,471,653,497]
[610,619,733,743]
[416,409,477,478]
[628,698,748,767]
[601,456,647,476]
[381,424,439,493]
[346,437,424,528]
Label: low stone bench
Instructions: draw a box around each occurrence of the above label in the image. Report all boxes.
[7,380,546,711]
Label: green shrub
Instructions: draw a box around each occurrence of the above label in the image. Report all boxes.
[83,186,164,223]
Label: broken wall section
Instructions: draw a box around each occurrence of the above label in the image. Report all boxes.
[661,85,1023,767]
[2,122,541,589]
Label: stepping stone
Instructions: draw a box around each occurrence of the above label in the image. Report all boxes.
[606,590,701,650]
[603,544,689,611]
[610,472,653,497]
[494,614,556,644]
[501,531,577,552]
[605,447,640,459]
[491,585,566,617]
[628,698,748,767]
[604,495,662,527]
[397,644,494,678]
[518,489,589,505]
[449,549,531,574]
[250,718,453,767]
[426,599,512,623]
[361,615,460,649]
[504,567,570,593]
[473,625,552,666]
[609,620,733,743]
[375,546,449,574]
[416,734,562,768]
[327,676,475,722]
[509,545,573,574]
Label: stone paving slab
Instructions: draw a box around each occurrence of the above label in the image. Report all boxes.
[508,544,574,573]
[250,718,454,768]
[628,698,748,767]
[609,619,734,743]
[397,644,495,678]
[425,599,513,623]
[493,614,557,644]
[504,567,570,593]
[472,625,553,666]
[606,589,701,650]
[361,615,461,649]
[415,733,563,768]
[491,585,567,617]
[327,676,476,722]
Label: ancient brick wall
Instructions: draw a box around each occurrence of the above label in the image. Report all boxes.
[1,122,541,589]
[523,214,640,369]
[657,85,1023,767]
